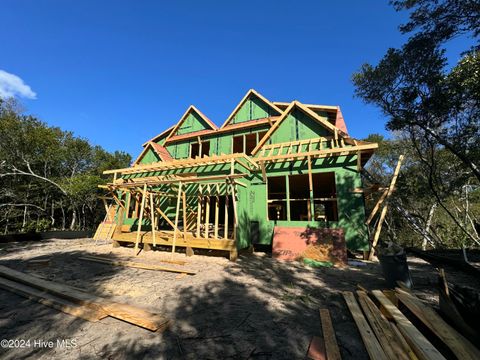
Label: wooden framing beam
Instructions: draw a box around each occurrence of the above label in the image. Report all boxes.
[171,182,183,257]
[368,155,404,260]
[214,184,219,239]
[224,185,229,239]
[196,184,202,238]
[134,184,147,255]
[204,185,210,239]
[149,192,156,247]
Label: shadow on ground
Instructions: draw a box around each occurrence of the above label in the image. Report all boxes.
[0,239,465,360]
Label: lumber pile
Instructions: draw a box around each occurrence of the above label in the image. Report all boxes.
[307,308,342,360]
[0,265,170,331]
[343,288,480,360]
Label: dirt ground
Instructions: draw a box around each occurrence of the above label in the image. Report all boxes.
[0,238,479,360]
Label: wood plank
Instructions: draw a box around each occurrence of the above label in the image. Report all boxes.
[395,288,480,360]
[79,255,196,275]
[356,291,405,360]
[343,292,388,360]
[369,155,404,260]
[372,290,445,360]
[319,309,341,360]
[390,323,419,360]
[197,184,202,238]
[0,265,170,331]
[0,277,107,322]
[366,189,389,226]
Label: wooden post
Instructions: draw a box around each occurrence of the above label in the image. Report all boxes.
[171,182,183,257]
[214,184,220,239]
[182,191,187,240]
[357,150,362,171]
[368,155,404,260]
[285,175,290,221]
[149,192,156,247]
[134,184,147,255]
[230,182,238,261]
[196,184,202,238]
[307,155,314,221]
[224,184,229,239]
[204,185,210,238]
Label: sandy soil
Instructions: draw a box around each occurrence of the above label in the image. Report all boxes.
[0,238,478,360]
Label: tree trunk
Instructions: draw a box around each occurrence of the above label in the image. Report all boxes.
[70,208,77,230]
[22,205,27,232]
[60,202,66,230]
[50,200,55,229]
[422,202,438,250]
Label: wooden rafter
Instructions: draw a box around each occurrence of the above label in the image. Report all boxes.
[220,89,283,128]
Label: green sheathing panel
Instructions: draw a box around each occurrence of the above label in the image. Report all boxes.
[154,133,170,147]
[209,125,271,156]
[166,140,191,160]
[335,161,369,251]
[231,94,280,124]
[234,155,369,251]
[271,108,331,144]
[176,110,212,135]
[138,148,161,164]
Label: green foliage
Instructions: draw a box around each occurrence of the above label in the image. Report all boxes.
[354,0,480,249]
[0,98,131,233]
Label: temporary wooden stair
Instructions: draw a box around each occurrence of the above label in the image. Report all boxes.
[93,204,117,241]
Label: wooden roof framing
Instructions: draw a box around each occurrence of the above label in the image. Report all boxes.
[164,105,218,143]
[132,142,173,165]
[104,153,259,177]
[219,89,283,128]
[143,125,175,147]
[251,101,349,156]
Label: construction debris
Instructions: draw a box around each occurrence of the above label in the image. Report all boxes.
[343,288,480,360]
[0,265,170,331]
[78,255,196,275]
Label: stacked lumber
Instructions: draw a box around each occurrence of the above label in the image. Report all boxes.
[0,265,170,331]
[343,288,480,360]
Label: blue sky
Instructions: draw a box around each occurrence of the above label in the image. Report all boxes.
[0,0,469,158]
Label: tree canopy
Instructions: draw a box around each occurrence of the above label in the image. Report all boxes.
[355,0,480,249]
[0,98,131,233]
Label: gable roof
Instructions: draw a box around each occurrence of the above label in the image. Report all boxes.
[273,101,348,134]
[143,124,175,147]
[133,141,173,165]
[219,89,283,128]
[164,105,218,143]
[251,101,349,155]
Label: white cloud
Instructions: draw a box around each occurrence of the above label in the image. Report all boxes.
[0,69,37,99]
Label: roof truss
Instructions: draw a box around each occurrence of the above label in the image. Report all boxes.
[164,105,218,143]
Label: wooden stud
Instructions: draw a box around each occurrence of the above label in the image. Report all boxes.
[171,182,183,257]
[204,185,210,238]
[368,155,404,260]
[196,184,202,238]
[307,155,314,221]
[224,185,229,239]
[366,189,388,226]
[149,192,156,247]
[214,184,220,239]
[134,184,147,255]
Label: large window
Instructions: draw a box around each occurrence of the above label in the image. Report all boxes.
[267,172,338,222]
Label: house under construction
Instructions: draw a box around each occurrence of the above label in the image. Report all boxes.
[96,89,378,260]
